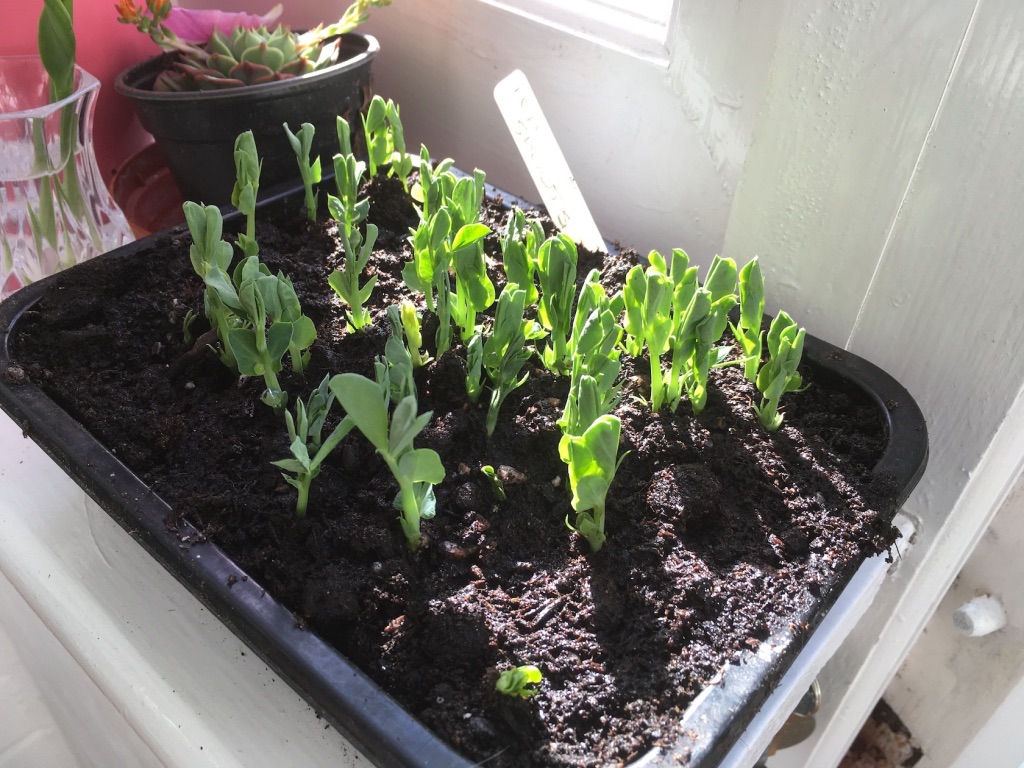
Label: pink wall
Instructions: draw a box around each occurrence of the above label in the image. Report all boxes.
[2,0,160,182]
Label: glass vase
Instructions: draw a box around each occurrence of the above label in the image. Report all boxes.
[0,56,132,299]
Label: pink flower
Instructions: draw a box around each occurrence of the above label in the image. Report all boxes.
[162,3,284,43]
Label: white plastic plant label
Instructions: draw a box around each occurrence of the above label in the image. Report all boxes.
[494,69,607,254]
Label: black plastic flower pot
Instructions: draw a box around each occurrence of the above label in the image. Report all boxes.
[115,34,378,207]
[0,183,928,767]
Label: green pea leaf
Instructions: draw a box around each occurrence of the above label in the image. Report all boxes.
[331,373,389,452]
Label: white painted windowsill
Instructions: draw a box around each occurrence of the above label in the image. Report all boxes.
[467,0,674,63]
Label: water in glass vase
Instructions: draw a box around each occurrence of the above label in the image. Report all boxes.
[0,56,132,299]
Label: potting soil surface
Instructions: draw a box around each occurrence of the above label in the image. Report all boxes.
[8,177,899,767]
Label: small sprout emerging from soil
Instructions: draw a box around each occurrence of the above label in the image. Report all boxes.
[495,665,543,699]
[283,122,322,223]
[536,234,579,375]
[731,257,765,382]
[272,376,354,518]
[405,207,491,355]
[481,465,506,501]
[559,271,623,441]
[330,373,445,550]
[398,300,429,367]
[363,95,412,190]
[328,116,377,332]
[231,131,261,257]
[182,309,197,346]
[466,332,484,404]
[412,146,455,221]
[482,284,533,436]
[500,209,543,306]
[754,311,806,430]
[381,306,418,403]
[563,414,624,552]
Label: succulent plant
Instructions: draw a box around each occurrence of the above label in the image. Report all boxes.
[154,25,338,91]
[118,0,391,92]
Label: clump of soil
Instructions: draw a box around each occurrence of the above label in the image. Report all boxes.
[8,177,898,767]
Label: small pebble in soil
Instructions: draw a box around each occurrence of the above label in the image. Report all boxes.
[496,465,527,485]
[3,365,27,385]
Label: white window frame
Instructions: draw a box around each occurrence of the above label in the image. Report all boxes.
[477,0,680,63]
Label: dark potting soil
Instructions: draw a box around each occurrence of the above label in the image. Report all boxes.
[7,177,898,767]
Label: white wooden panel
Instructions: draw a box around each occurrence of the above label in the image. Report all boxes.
[722,0,978,346]
[665,1,784,193]
[845,0,1024,531]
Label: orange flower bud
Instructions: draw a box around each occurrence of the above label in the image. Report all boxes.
[149,0,171,20]
[114,0,141,24]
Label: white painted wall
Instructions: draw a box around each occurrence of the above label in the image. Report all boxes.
[182,0,783,263]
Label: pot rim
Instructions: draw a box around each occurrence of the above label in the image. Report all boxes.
[114,32,379,104]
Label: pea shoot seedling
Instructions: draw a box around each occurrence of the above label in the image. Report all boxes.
[413,146,455,221]
[226,256,317,411]
[559,271,623,443]
[482,283,534,435]
[495,665,543,698]
[382,305,418,403]
[465,332,484,405]
[283,121,322,222]
[500,209,543,306]
[398,300,429,368]
[328,116,377,332]
[731,257,765,382]
[330,372,445,550]
[182,202,316,411]
[273,376,354,517]
[405,206,492,355]
[231,130,261,257]
[754,311,806,430]
[363,95,412,190]
[622,253,738,414]
[536,233,579,375]
[182,201,239,369]
[450,221,495,344]
[564,414,623,552]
